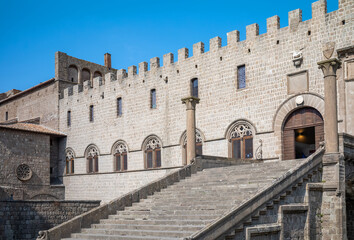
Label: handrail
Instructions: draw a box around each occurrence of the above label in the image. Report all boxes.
[186,147,325,240]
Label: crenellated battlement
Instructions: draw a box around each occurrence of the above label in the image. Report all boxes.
[59,0,351,101]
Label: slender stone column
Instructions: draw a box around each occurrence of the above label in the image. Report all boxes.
[317,58,346,239]
[181,97,200,165]
[317,58,341,153]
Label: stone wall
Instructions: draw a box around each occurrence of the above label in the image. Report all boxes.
[63,167,180,202]
[55,51,117,83]
[0,80,76,130]
[0,128,64,200]
[59,0,353,179]
[0,200,100,240]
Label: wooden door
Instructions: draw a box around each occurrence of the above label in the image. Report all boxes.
[282,107,324,160]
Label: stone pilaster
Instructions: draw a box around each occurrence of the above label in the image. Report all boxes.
[181,97,200,165]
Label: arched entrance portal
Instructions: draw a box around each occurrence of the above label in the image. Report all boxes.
[282,107,324,160]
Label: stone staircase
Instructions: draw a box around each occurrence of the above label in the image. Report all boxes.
[61,159,307,240]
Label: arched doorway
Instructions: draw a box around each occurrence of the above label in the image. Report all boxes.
[282,107,324,160]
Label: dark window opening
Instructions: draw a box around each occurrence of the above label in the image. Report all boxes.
[117,98,122,116]
[5,111,8,121]
[191,78,198,98]
[295,127,316,159]
[220,57,223,61]
[276,40,280,44]
[195,65,198,68]
[248,49,251,53]
[67,111,71,127]
[342,20,345,25]
[87,155,98,173]
[151,89,156,109]
[115,152,127,171]
[146,148,161,169]
[237,65,246,89]
[308,30,311,36]
[50,167,53,174]
[89,105,94,122]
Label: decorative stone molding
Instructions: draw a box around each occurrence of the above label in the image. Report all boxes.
[65,148,75,159]
[16,164,32,181]
[84,145,99,158]
[146,138,161,150]
[225,120,255,141]
[111,140,128,154]
[255,139,263,160]
[141,135,163,151]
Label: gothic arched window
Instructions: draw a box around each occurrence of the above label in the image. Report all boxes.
[113,141,128,171]
[65,149,75,174]
[86,145,99,173]
[227,121,254,159]
[144,137,162,169]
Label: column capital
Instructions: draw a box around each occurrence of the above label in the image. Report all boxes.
[181,96,200,110]
[317,58,341,78]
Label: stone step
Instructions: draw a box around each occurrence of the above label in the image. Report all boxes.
[80,228,194,238]
[128,204,232,211]
[68,233,182,240]
[108,213,219,221]
[90,223,203,232]
[99,218,210,226]
[118,209,227,216]
[141,194,256,202]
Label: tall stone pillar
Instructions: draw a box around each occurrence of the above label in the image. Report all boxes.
[318,58,341,153]
[317,58,346,239]
[181,97,200,165]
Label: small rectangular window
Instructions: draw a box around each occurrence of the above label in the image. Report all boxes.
[89,105,94,122]
[237,65,246,89]
[67,111,71,127]
[117,98,122,116]
[191,79,198,98]
[5,111,8,121]
[150,89,156,109]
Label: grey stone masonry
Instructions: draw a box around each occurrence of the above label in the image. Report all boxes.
[0,200,100,240]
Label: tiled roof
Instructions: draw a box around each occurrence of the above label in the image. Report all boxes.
[0,122,66,136]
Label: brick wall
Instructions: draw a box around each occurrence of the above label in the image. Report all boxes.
[0,200,100,240]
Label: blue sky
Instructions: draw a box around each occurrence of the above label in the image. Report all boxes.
[0,0,338,93]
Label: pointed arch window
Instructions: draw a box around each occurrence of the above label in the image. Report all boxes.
[113,142,128,171]
[228,122,254,159]
[86,146,99,173]
[144,138,161,169]
[65,149,75,174]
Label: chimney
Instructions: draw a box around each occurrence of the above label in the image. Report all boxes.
[104,53,111,69]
